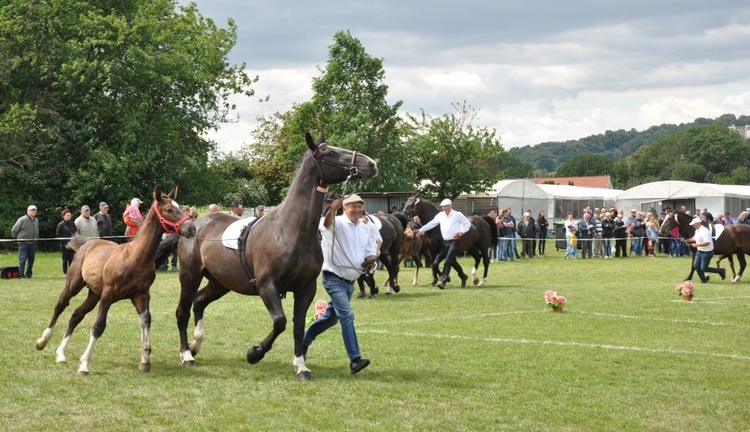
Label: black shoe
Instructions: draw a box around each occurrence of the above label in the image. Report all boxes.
[355,291,367,299]
[350,357,370,374]
[437,281,446,289]
[719,269,726,280]
[460,274,468,287]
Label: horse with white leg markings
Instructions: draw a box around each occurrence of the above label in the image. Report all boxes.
[35,186,195,375]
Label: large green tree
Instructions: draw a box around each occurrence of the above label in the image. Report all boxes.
[0,0,255,235]
[555,153,614,177]
[405,103,511,200]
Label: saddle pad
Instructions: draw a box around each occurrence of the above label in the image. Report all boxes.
[713,224,724,240]
[221,217,257,250]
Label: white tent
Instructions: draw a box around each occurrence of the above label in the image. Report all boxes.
[493,180,552,219]
[617,181,750,216]
[537,184,622,220]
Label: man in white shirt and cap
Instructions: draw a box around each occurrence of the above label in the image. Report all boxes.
[303,193,376,374]
[414,198,471,289]
[686,216,725,283]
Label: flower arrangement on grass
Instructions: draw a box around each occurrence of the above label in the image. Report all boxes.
[676,281,696,300]
[308,299,328,324]
[545,290,567,311]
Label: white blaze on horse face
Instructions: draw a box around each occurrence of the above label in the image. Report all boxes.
[171,200,180,209]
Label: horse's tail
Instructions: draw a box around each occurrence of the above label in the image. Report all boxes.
[481,215,498,248]
[392,212,409,230]
[66,234,90,252]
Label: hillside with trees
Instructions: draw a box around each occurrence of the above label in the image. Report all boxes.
[511,114,750,173]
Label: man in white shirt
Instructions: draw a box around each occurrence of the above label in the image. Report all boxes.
[686,217,725,283]
[303,194,377,374]
[415,199,471,289]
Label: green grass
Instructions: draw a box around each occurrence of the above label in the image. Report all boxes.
[1,249,749,431]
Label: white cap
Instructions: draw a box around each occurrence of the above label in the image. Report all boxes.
[27,205,37,211]
[131,198,142,206]
[690,217,702,225]
[440,199,452,207]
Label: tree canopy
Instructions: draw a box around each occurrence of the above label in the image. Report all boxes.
[0,0,255,236]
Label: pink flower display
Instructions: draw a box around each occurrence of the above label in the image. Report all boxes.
[675,281,696,298]
[545,290,567,309]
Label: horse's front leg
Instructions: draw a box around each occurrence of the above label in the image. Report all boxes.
[292,283,316,381]
[52,289,100,364]
[132,293,152,373]
[78,301,112,376]
[185,281,229,365]
[247,283,287,365]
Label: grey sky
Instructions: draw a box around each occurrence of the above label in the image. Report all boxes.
[182,0,750,153]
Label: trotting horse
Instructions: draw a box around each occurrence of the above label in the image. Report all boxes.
[35,186,195,375]
[659,211,750,282]
[175,133,377,381]
[401,195,492,286]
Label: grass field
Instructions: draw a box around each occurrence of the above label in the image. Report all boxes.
[1,248,748,431]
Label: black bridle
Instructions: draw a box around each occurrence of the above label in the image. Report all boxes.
[307,143,362,195]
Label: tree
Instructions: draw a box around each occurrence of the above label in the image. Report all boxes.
[405,103,508,200]
[555,153,613,177]
[0,0,255,235]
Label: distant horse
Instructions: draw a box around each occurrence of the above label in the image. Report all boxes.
[382,219,432,286]
[659,211,750,282]
[401,195,493,286]
[35,186,195,375]
[175,133,377,381]
[322,193,405,297]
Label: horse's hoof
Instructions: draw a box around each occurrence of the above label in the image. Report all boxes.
[182,360,197,367]
[77,370,89,377]
[35,341,47,351]
[297,371,313,381]
[472,278,479,286]
[393,284,400,293]
[139,363,151,373]
[247,346,265,364]
[56,360,67,365]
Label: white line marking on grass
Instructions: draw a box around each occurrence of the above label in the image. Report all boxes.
[366,310,544,326]
[360,329,750,361]
[578,311,750,329]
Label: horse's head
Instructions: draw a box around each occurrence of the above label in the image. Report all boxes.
[305,132,378,186]
[152,185,196,238]
[401,194,438,222]
[659,211,693,239]
[401,195,420,219]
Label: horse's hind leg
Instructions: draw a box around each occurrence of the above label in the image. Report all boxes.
[132,293,152,373]
[247,282,286,365]
[733,253,746,283]
[35,274,87,351]
[53,290,100,364]
[188,280,229,359]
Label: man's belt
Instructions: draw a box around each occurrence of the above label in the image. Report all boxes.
[322,270,355,284]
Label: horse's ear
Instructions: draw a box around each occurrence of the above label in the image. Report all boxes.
[153,185,162,202]
[168,186,178,200]
[318,132,326,144]
[305,132,317,152]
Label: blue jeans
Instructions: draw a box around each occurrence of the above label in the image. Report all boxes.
[602,238,612,257]
[504,234,516,261]
[496,237,506,260]
[693,250,721,283]
[303,273,361,361]
[632,237,644,256]
[18,243,37,278]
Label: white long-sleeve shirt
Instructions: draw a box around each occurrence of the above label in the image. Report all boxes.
[320,215,377,281]
[419,209,471,241]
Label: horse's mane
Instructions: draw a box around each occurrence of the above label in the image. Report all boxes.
[392,212,409,230]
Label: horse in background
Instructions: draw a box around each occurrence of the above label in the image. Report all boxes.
[660,211,750,282]
[401,195,493,286]
[175,133,377,381]
[35,186,195,375]
[382,216,433,287]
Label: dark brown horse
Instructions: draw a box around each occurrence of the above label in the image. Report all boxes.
[401,195,492,286]
[660,211,750,282]
[175,133,377,381]
[383,221,431,287]
[35,186,195,375]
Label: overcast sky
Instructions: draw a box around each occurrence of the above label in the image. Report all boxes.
[182,0,750,154]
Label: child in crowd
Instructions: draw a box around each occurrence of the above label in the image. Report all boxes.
[565,226,578,260]
[646,222,659,257]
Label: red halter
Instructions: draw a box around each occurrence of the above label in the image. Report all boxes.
[151,201,191,235]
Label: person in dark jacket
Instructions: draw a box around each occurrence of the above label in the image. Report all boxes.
[613,213,628,258]
[537,210,549,257]
[11,205,40,278]
[94,201,114,240]
[517,212,537,258]
[577,213,594,259]
[55,208,77,275]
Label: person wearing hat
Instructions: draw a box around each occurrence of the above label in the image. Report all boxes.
[75,205,99,239]
[413,198,471,289]
[255,205,264,218]
[303,193,375,374]
[229,200,243,217]
[686,216,725,283]
[94,201,113,239]
[123,198,144,236]
[11,205,40,278]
